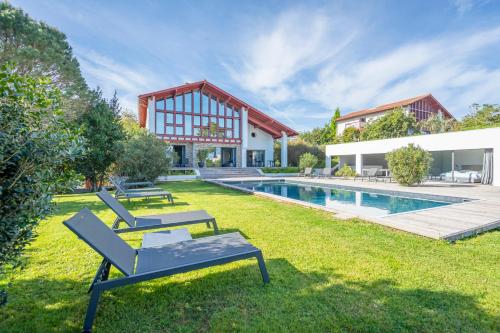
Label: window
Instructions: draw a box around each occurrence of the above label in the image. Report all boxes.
[156,112,164,134]
[193,91,200,114]
[218,102,224,116]
[226,118,233,128]
[234,118,240,138]
[226,129,232,138]
[166,112,174,124]
[210,117,217,125]
[175,95,183,111]
[166,97,174,110]
[211,96,217,115]
[202,93,209,114]
[176,114,183,124]
[166,126,174,135]
[218,117,224,127]
[226,104,233,117]
[176,126,184,135]
[185,115,192,135]
[234,107,240,118]
[194,116,201,126]
[194,128,201,136]
[155,99,164,110]
[202,116,209,126]
[185,93,192,113]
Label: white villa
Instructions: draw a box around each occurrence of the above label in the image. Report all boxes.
[326,127,499,186]
[336,94,454,135]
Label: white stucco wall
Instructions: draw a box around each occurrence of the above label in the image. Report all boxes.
[336,111,387,135]
[247,124,275,165]
[326,127,500,186]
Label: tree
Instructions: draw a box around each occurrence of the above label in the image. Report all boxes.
[0,3,89,120]
[386,144,432,186]
[460,104,500,130]
[299,107,341,145]
[0,64,83,274]
[115,131,171,182]
[418,113,458,134]
[299,152,318,170]
[275,138,325,167]
[120,110,144,137]
[341,126,361,143]
[360,108,420,141]
[76,88,125,191]
[329,107,341,138]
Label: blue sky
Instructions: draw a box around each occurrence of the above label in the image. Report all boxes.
[11,0,500,131]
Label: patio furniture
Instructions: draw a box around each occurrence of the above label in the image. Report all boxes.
[109,177,174,203]
[109,176,163,192]
[63,208,270,333]
[376,169,392,183]
[355,168,379,182]
[97,189,218,234]
[300,167,313,177]
[321,168,332,178]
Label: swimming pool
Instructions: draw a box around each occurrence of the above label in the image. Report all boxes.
[222,180,467,217]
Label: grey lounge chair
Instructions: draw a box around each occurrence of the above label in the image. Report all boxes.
[97,189,218,234]
[321,168,332,178]
[109,178,174,203]
[301,167,313,177]
[64,208,269,333]
[109,176,164,193]
[355,168,379,182]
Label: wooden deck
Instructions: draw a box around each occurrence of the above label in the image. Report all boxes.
[213,177,500,241]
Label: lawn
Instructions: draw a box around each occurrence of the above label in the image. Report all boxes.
[0,181,499,332]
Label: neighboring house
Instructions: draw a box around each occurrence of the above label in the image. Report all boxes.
[325,127,499,186]
[336,94,454,135]
[138,80,298,168]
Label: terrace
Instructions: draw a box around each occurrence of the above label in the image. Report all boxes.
[0,181,498,332]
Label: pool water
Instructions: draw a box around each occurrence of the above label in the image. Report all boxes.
[224,181,453,216]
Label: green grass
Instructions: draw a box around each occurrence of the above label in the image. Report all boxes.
[1,181,499,332]
[261,167,300,173]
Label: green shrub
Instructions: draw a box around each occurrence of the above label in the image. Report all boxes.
[360,108,420,141]
[196,149,210,167]
[0,65,83,272]
[340,127,361,143]
[261,167,300,174]
[299,152,318,170]
[335,165,356,177]
[386,144,432,186]
[114,132,172,182]
[275,138,324,167]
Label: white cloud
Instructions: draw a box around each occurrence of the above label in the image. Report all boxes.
[452,0,490,15]
[304,26,500,118]
[75,47,164,112]
[226,7,357,104]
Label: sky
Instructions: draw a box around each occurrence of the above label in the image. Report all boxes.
[11,0,500,131]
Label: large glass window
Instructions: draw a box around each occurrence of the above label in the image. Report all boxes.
[166,97,174,110]
[194,128,201,136]
[234,108,240,118]
[166,125,174,135]
[185,93,192,113]
[234,118,240,138]
[226,129,233,138]
[166,112,174,124]
[194,116,201,126]
[175,95,183,111]
[218,102,224,116]
[202,116,209,126]
[193,91,200,114]
[185,115,192,135]
[202,93,209,114]
[176,126,184,135]
[176,114,183,124]
[156,112,164,134]
[211,97,217,115]
[226,105,233,117]
[218,118,224,128]
[226,118,233,128]
[156,99,164,110]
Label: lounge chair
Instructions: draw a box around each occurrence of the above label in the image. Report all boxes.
[355,168,379,182]
[97,189,218,234]
[301,167,313,177]
[64,208,269,333]
[321,168,332,178]
[109,176,164,192]
[109,178,174,203]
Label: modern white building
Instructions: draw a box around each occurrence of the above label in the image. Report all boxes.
[326,127,499,186]
[336,94,454,135]
[137,80,297,168]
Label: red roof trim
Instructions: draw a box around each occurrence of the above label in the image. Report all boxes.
[138,80,298,138]
[337,94,453,122]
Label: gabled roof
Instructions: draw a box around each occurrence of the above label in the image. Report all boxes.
[138,80,298,138]
[336,94,453,122]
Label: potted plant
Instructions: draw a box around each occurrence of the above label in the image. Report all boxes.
[197,149,209,168]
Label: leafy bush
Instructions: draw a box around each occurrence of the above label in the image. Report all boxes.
[460,104,500,130]
[261,167,300,174]
[340,127,361,143]
[335,165,356,177]
[360,108,420,141]
[276,138,324,167]
[299,153,318,170]
[386,144,432,186]
[114,131,172,182]
[418,113,458,134]
[196,149,210,167]
[0,65,83,272]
